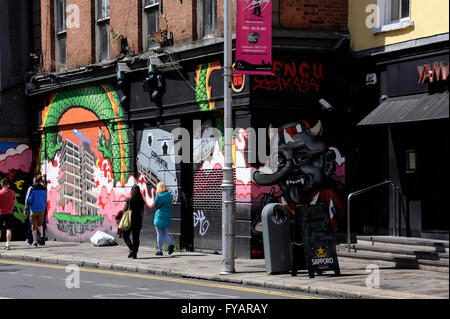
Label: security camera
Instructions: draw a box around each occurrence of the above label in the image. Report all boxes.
[319,98,333,111]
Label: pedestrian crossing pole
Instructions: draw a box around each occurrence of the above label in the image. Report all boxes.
[221,0,236,275]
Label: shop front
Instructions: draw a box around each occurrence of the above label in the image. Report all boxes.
[357,48,449,240]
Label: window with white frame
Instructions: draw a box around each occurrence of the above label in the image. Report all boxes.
[143,0,159,49]
[55,0,67,68]
[385,0,410,24]
[374,0,412,33]
[198,0,217,38]
[96,0,110,61]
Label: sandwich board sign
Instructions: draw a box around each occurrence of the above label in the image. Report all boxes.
[297,204,340,278]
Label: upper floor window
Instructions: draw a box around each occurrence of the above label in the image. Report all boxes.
[373,0,412,34]
[386,0,410,23]
[55,0,67,68]
[143,0,159,50]
[198,0,217,38]
[96,0,110,61]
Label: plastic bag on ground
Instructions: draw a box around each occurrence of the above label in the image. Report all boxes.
[90,230,117,246]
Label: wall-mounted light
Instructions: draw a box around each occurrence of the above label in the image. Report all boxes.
[405,149,418,173]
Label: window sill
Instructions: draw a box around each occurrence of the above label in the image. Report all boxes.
[372,20,414,34]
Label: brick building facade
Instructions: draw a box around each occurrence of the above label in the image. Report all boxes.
[27,0,352,257]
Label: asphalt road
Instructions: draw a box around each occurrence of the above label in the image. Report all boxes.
[0,259,331,300]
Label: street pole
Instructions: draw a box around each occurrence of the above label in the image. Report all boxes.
[221,0,235,275]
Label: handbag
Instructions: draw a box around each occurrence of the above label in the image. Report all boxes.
[118,209,132,231]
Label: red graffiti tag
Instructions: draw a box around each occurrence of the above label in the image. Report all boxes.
[253,61,324,93]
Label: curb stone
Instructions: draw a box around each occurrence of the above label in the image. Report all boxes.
[0,247,447,299]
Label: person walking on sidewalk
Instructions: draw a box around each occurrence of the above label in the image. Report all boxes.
[24,177,43,245]
[0,178,16,250]
[154,182,174,256]
[120,185,145,259]
[26,175,47,247]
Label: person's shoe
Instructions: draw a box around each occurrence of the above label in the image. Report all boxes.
[132,253,137,259]
[4,245,11,251]
[39,237,45,246]
[155,251,163,256]
[168,244,174,255]
[128,251,134,258]
[30,242,38,248]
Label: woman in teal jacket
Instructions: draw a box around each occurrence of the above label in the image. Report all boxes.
[154,182,174,256]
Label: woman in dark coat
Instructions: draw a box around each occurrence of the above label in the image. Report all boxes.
[120,185,145,259]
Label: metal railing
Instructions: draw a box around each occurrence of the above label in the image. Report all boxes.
[346,180,410,252]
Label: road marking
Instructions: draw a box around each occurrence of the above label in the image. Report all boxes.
[0,259,322,299]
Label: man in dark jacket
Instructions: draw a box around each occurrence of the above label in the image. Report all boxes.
[26,175,47,247]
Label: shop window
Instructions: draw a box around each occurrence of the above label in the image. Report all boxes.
[55,0,67,69]
[96,0,110,61]
[373,0,413,34]
[143,0,160,50]
[198,0,217,38]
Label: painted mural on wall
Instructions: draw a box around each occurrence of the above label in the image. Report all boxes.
[252,120,345,233]
[136,126,178,202]
[192,62,225,250]
[39,85,155,241]
[190,60,345,255]
[0,142,33,224]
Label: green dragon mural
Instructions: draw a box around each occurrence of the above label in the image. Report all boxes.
[40,85,131,185]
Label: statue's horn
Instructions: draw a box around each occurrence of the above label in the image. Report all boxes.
[310,120,322,136]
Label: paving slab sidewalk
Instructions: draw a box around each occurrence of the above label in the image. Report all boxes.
[0,241,448,299]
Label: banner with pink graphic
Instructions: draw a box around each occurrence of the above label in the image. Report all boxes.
[235,0,272,75]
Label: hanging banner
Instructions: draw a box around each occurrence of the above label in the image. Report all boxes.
[235,0,272,75]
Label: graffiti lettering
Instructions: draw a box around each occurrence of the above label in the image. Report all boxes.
[14,180,25,191]
[193,210,210,236]
[253,61,324,93]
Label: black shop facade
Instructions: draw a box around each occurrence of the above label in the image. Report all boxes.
[125,37,352,258]
[354,40,449,240]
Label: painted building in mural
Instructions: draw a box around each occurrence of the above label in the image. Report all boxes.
[37,85,140,241]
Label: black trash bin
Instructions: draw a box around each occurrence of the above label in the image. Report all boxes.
[261,203,292,274]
